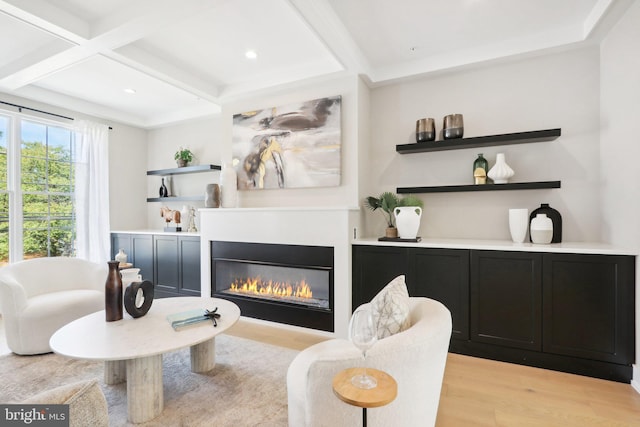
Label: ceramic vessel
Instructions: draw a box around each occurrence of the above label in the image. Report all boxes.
[115,249,127,264]
[443,114,464,139]
[220,163,238,208]
[105,260,123,322]
[529,203,562,243]
[394,206,422,239]
[530,213,553,244]
[416,118,435,142]
[487,153,514,184]
[204,184,220,208]
[508,208,528,243]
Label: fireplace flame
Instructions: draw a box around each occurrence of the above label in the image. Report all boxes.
[229,277,313,300]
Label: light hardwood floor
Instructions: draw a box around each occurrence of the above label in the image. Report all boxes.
[228,319,640,427]
[3,316,639,426]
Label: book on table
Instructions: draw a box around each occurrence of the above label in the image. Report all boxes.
[166,309,211,330]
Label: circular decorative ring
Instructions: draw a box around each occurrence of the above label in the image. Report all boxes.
[124,280,154,318]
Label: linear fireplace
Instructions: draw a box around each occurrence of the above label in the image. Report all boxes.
[211,240,334,332]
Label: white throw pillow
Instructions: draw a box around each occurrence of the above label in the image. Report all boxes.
[370,275,411,339]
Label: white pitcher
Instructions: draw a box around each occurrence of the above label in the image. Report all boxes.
[394,206,422,239]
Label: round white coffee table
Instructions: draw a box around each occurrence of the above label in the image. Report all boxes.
[50,296,240,423]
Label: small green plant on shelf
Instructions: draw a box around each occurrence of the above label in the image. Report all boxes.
[364,192,424,237]
[174,147,194,167]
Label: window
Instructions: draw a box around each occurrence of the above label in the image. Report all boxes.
[0,112,76,265]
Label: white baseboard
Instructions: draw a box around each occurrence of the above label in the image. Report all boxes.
[632,365,640,394]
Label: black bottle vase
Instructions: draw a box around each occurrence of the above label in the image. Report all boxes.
[529,203,562,243]
[105,260,123,322]
[159,178,168,197]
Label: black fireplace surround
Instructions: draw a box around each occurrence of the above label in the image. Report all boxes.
[211,240,334,332]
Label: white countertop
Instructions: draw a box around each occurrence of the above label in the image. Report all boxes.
[353,237,637,256]
[111,229,200,237]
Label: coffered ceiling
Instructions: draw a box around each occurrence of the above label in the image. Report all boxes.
[0,0,633,128]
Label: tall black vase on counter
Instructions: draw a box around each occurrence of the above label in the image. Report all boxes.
[529,203,562,243]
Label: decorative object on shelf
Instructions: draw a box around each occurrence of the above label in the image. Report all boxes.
[159,177,168,197]
[123,280,154,318]
[187,206,198,233]
[443,113,464,139]
[394,206,422,239]
[530,213,553,244]
[204,183,220,208]
[105,260,123,322]
[473,153,488,184]
[529,203,562,243]
[174,146,194,168]
[508,208,528,243]
[416,118,435,142]
[232,95,341,190]
[220,162,238,208]
[487,153,515,184]
[165,175,173,196]
[180,205,190,225]
[115,248,127,265]
[160,206,182,232]
[365,193,424,240]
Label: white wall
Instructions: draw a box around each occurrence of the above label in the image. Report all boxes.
[366,47,602,241]
[600,0,640,390]
[145,116,223,229]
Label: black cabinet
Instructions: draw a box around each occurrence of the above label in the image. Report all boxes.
[352,245,469,340]
[470,251,542,351]
[409,248,469,340]
[542,253,634,365]
[352,244,635,382]
[352,245,408,311]
[110,233,153,283]
[111,232,200,299]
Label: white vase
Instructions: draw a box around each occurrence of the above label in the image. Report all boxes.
[394,206,422,239]
[530,213,553,244]
[115,249,127,264]
[508,208,528,243]
[487,153,514,184]
[220,163,238,208]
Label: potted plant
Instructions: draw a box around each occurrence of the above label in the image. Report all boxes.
[394,195,424,239]
[174,147,194,167]
[365,193,424,238]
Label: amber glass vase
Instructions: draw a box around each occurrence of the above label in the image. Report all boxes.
[105,260,123,322]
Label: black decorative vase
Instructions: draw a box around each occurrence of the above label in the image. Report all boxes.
[529,203,562,243]
[159,178,169,197]
[124,280,154,318]
[105,261,123,322]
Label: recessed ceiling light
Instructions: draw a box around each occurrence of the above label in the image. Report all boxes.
[245,50,257,59]
[124,88,136,94]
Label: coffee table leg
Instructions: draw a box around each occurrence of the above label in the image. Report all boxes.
[104,360,126,384]
[190,338,215,373]
[127,354,163,423]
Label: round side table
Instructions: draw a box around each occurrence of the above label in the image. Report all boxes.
[332,368,397,427]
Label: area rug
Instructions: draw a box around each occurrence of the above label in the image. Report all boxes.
[0,334,298,426]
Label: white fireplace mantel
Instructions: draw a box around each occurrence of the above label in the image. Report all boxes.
[199,207,360,338]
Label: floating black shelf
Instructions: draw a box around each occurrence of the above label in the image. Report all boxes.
[396,128,561,154]
[147,164,221,176]
[397,181,561,194]
[147,195,206,202]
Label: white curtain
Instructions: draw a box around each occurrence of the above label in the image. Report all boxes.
[73,120,111,263]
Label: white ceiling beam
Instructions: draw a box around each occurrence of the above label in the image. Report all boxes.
[0,0,89,43]
[286,0,372,79]
[583,0,636,40]
[0,0,222,92]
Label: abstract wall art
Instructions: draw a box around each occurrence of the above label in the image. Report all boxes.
[231,95,342,190]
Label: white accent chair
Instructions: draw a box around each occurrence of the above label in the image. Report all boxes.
[0,257,107,355]
[287,297,452,427]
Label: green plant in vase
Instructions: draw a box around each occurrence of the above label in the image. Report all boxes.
[174,147,194,167]
[365,193,425,239]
